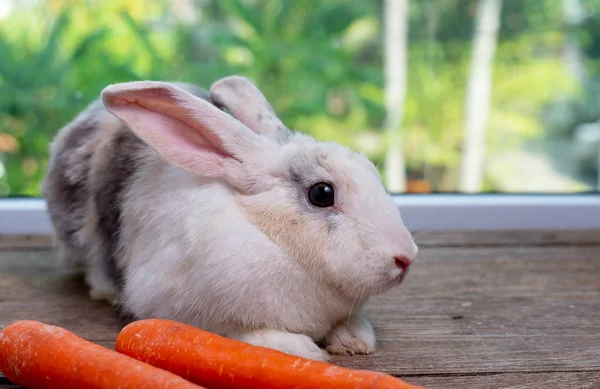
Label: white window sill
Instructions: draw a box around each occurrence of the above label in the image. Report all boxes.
[0,195,599,235]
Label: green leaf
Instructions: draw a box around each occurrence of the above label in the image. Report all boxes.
[120,11,165,74]
[274,0,294,32]
[218,0,263,35]
[71,28,110,60]
[305,2,371,38]
[35,9,71,72]
[212,27,252,49]
[0,35,16,80]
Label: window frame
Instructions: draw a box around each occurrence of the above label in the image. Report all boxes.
[1,194,599,235]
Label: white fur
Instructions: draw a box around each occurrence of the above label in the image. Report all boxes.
[231,330,330,361]
[324,312,376,356]
[52,77,419,361]
[117,165,357,357]
[109,151,414,359]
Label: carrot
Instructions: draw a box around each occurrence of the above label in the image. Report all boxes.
[115,318,426,389]
[0,320,205,389]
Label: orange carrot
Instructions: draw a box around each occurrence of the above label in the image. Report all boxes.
[116,319,426,389]
[0,320,205,389]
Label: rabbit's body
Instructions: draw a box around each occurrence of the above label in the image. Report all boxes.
[43,76,418,361]
[122,167,356,339]
[44,83,210,300]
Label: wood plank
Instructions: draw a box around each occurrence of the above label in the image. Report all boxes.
[406,371,600,389]
[3,229,600,251]
[2,245,579,303]
[341,245,600,375]
[412,229,600,247]
[1,243,599,387]
[336,334,600,375]
[404,246,600,297]
[0,235,52,251]
[0,301,122,341]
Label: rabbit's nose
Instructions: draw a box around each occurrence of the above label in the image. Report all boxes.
[394,256,413,271]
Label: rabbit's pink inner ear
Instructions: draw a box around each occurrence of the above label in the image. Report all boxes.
[210,76,287,136]
[101,82,239,177]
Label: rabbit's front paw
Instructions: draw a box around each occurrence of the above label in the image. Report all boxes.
[234,330,330,361]
[324,315,376,356]
[85,266,117,304]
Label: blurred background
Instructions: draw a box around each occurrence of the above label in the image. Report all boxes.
[1,0,600,196]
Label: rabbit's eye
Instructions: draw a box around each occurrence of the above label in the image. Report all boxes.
[308,182,335,208]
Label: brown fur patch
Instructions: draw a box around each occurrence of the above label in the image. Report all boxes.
[44,81,214,291]
[43,102,105,249]
[239,195,346,295]
[89,127,145,288]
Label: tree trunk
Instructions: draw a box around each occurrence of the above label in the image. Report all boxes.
[562,0,597,189]
[563,0,586,83]
[384,0,409,193]
[170,0,199,24]
[459,0,502,193]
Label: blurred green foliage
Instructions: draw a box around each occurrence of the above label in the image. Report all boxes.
[0,0,598,196]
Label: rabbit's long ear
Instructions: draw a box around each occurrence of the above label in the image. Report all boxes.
[210,76,290,143]
[101,81,268,180]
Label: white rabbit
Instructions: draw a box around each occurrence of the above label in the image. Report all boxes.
[42,76,418,361]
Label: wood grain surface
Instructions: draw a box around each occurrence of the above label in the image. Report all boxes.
[1,230,599,388]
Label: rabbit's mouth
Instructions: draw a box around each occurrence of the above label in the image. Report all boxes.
[392,268,410,286]
[367,268,411,296]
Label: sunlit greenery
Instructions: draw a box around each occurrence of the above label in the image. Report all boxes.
[0,0,599,196]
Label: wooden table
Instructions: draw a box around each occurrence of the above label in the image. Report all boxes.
[1,231,599,389]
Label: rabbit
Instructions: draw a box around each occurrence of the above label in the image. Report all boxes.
[42,75,418,361]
